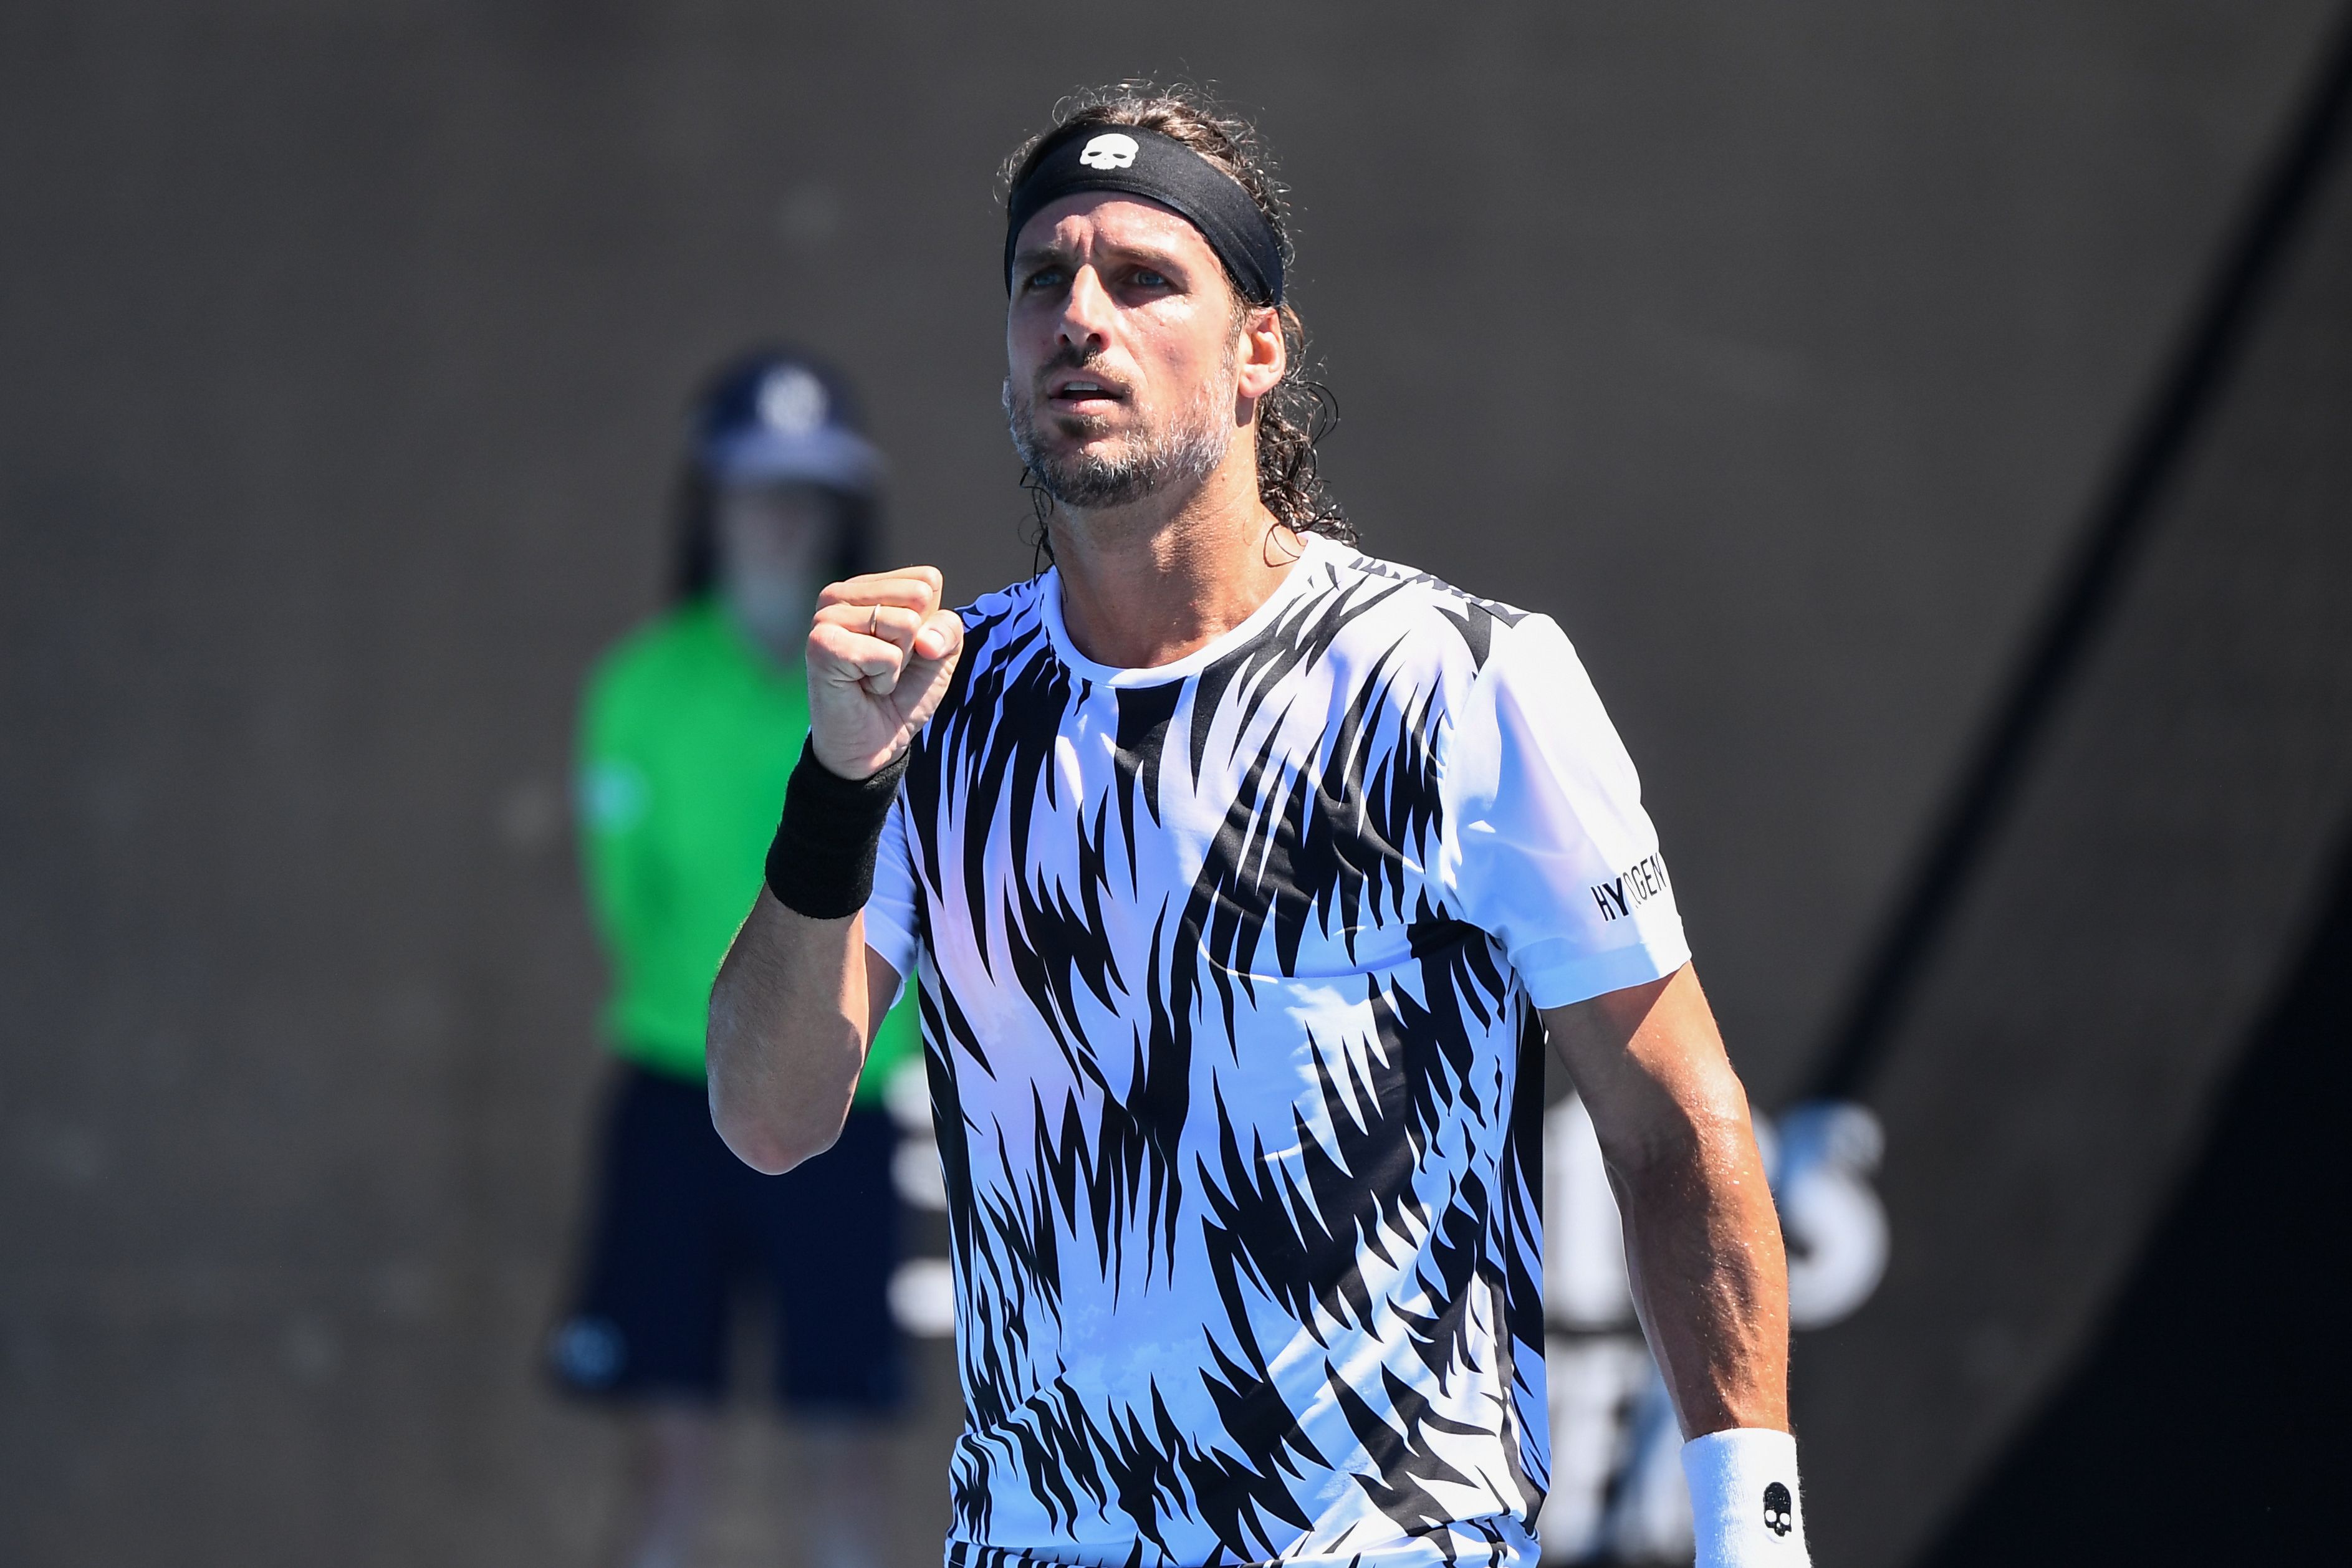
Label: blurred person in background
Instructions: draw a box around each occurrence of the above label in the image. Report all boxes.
[547,348,921,1568]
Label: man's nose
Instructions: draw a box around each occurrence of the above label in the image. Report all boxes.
[1057,265,1115,352]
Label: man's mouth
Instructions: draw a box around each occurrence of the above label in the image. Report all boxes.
[1045,375,1128,415]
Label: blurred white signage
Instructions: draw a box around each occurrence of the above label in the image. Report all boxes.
[1539,1093,1887,1562]
[885,1058,958,1337]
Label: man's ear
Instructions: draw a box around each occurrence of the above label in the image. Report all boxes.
[1235,304,1286,401]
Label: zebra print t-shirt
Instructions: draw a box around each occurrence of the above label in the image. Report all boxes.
[865,536,1689,1568]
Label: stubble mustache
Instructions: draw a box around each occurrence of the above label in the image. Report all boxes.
[1023,342,1134,414]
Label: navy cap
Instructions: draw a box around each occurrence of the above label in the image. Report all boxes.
[694,349,881,492]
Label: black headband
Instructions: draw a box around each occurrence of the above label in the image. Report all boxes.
[1004,123,1285,307]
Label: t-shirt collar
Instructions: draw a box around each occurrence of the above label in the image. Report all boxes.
[1040,533,1335,687]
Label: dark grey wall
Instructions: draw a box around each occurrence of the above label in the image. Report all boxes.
[1797,59,2352,1559]
[0,4,2336,1565]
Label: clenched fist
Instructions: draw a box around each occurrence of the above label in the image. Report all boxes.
[805,567,965,779]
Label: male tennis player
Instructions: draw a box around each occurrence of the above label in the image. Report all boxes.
[709,84,1812,1568]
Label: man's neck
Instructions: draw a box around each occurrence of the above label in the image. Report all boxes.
[1047,457,1305,671]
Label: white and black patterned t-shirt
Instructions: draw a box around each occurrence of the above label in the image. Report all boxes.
[865,537,1688,1568]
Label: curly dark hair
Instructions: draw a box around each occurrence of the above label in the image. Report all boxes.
[1001,81,1351,546]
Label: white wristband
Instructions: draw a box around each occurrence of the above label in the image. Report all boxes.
[1681,1428,1810,1567]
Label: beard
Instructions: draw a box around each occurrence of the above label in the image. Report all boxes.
[1004,350,1238,510]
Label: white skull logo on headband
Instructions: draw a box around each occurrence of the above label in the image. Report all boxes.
[1077,133,1140,170]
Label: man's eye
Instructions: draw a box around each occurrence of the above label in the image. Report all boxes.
[1022,268,1065,292]
[1132,269,1169,288]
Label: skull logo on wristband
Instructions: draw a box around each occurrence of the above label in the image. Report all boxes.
[1762,1481,1795,1538]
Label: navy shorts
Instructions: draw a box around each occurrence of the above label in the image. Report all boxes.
[547,1061,906,1413]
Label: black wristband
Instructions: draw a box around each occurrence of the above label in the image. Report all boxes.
[764,739,910,919]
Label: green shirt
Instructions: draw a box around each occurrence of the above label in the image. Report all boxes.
[576,598,919,1099]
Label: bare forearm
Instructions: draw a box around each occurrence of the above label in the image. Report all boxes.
[1611,1097,1790,1436]
[708,565,961,1174]
[1544,966,1791,1438]
[706,890,873,1174]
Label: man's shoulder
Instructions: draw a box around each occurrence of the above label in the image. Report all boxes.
[1313,542,1543,673]
[953,573,1047,627]
[948,574,1053,666]
[929,546,1555,689]
[1327,544,1535,618]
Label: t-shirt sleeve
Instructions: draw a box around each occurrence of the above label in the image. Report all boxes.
[1438,613,1691,1008]
[861,788,921,995]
